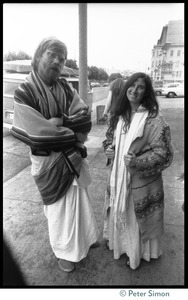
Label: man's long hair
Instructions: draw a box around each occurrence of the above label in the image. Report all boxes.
[31,37,68,71]
[109,72,159,132]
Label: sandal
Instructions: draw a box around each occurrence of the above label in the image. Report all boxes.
[57,259,75,272]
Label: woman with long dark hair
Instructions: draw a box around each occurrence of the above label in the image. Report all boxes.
[103,72,173,270]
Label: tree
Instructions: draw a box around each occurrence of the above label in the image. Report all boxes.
[88,66,109,82]
[65,59,78,70]
[98,68,109,81]
[3,51,32,61]
[109,73,123,82]
[88,66,99,81]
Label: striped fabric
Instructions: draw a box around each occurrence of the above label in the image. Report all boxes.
[11,70,91,153]
[11,70,92,205]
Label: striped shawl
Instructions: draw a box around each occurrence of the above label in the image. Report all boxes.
[11,70,92,205]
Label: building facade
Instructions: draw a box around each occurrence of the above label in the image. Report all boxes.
[150,20,184,84]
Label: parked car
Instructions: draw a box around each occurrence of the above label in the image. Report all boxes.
[3,73,81,126]
[91,82,100,87]
[102,82,109,87]
[161,83,184,98]
[154,87,163,96]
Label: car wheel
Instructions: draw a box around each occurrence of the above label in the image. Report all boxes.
[167,92,176,98]
[155,91,161,96]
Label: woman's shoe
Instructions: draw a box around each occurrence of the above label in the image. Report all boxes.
[57,259,75,272]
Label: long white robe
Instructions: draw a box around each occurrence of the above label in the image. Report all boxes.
[103,200,162,270]
[31,154,99,262]
[103,112,162,269]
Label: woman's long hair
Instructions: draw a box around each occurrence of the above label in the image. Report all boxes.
[109,72,159,132]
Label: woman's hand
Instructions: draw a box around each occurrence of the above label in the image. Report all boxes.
[48,117,63,127]
[105,145,115,159]
[124,152,136,167]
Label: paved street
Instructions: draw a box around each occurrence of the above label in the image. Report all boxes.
[3,96,184,286]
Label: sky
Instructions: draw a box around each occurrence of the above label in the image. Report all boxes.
[3,3,184,73]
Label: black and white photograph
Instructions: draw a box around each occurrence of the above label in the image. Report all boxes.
[3,2,184,297]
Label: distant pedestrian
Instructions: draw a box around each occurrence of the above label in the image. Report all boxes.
[11,37,99,273]
[99,78,126,122]
[102,72,173,270]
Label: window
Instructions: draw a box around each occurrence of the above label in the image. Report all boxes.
[170,50,174,57]
[177,50,181,56]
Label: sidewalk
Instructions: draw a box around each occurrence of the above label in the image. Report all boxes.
[3,98,184,286]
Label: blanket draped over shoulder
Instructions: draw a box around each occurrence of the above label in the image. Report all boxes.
[103,112,173,242]
[11,70,92,205]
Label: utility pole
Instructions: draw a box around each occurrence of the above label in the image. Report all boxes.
[79,3,92,110]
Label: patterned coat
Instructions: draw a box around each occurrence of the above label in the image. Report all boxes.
[103,112,173,242]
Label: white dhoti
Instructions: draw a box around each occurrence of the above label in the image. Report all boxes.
[31,153,99,263]
[44,179,99,262]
